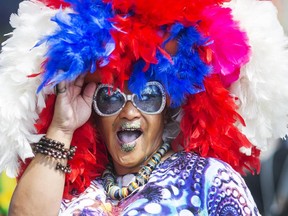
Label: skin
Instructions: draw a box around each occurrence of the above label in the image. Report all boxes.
[95,85,166,175]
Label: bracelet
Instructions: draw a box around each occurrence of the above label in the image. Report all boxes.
[32,136,76,174]
[33,136,76,160]
[56,162,71,174]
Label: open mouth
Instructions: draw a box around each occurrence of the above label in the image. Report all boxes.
[117,129,143,144]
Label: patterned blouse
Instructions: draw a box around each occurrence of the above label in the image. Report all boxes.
[60,151,260,215]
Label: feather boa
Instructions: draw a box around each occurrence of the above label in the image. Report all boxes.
[197,5,250,86]
[0,0,287,200]
[0,0,58,177]
[37,0,115,91]
[128,24,211,107]
[38,0,70,8]
[226,0,288,151]
[36,0,249,107]
[179,75,260,175]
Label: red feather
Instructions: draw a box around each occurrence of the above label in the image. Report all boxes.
[179,75,260,175]
[102,0,233,88]
[37,0,70,8]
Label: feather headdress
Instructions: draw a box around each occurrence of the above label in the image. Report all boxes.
[0,0,288,199]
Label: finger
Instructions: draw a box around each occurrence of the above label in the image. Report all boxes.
[82,82,97,107]
[54,82,67,95]
[74,74,86,88]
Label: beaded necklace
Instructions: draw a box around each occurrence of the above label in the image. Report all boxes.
[102,142,170,200]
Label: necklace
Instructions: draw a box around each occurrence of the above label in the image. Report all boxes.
[102,142,171,200]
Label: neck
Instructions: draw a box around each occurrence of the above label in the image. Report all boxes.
[113,148,175,176]
[113,150,174,176]
[102,142,171,200]
[112,144,164,176]
[113,162,143,176]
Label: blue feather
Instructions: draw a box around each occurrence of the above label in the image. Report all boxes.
[129,24,211,108]
[37,0,114,92]
[128,61,148,97]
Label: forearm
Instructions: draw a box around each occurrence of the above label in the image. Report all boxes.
[9,78,95,215]
[9,130,72,216]
[9,155,66,216]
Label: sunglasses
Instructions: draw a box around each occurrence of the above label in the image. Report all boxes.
[93,81,166,116]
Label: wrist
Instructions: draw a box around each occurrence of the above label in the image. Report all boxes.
[46,126,74,148]
[32,136,76,174]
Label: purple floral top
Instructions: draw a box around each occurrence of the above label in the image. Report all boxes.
[60,151,260,215]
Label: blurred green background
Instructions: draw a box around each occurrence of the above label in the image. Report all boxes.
[0,173,16,216]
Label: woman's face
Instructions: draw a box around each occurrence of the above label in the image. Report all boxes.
[95,83,166,175]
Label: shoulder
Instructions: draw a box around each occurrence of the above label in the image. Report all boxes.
[156,151,261,215]
[162,151,250,182]
[158,151,239,177]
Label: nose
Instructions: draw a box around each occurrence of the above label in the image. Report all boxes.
[118,101,141,120]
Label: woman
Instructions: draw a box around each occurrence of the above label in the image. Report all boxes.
[1,0,288,215]
[9,78,260,215]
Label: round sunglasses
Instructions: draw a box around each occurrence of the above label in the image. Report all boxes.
[93,81,166,116]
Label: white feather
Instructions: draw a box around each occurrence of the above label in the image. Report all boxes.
[226,0,288,152]
[0,0,59,177]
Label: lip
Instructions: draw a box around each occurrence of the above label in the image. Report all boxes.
[118,121,142,131]
[119,141,137,152]
[116,130,143,153]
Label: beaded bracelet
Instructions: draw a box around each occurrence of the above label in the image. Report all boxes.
[56,162,72,173]
[33,136,77,159]
[32,136,76,173]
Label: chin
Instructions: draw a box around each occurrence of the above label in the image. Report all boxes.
[112,141,146,167]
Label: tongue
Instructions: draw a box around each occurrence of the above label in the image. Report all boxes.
[117,130,142,143]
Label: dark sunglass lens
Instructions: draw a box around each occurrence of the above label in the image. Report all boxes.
[96,87,125,115]
[134,84,164,113]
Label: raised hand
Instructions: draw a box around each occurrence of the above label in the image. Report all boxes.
[47,75,97,146]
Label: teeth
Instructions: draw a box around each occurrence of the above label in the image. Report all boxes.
[120,121,141,131]
[121,128,140,131]
[117,121,142,144]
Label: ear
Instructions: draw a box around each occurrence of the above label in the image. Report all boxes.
[164,106,181,123]
[163,107,168,125]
